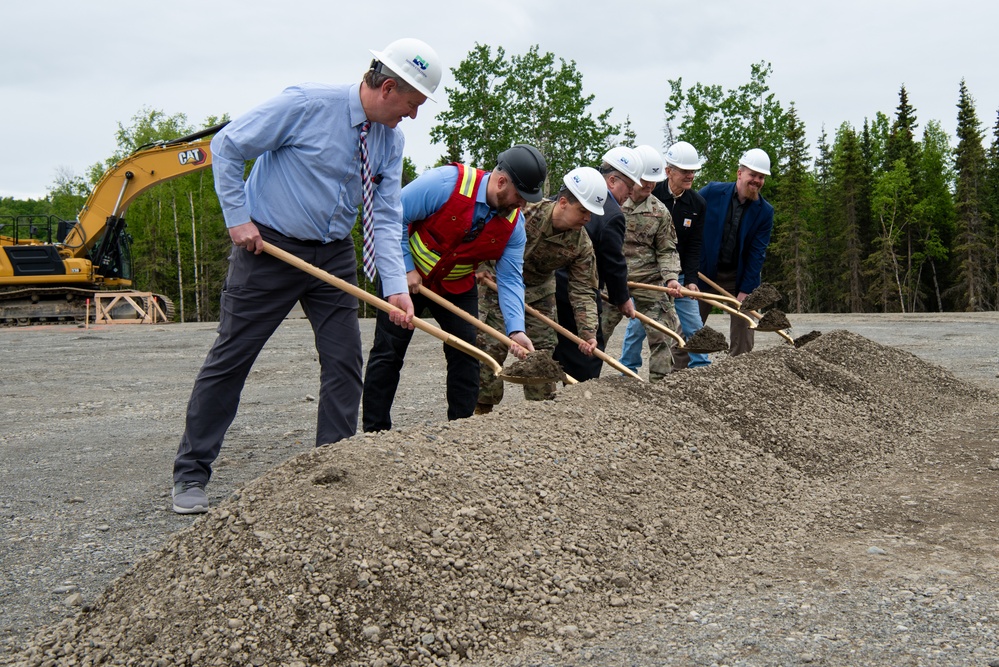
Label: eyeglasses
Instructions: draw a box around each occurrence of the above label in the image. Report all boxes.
[669,167,697,176]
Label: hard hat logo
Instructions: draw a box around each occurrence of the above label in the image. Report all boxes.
[369,38,442,101]
[562,166,607,215]
[601,146,644,186]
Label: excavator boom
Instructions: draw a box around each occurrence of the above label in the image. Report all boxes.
[0,122,227,325]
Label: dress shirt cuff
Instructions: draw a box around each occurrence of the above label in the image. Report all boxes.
[223,205,252,229]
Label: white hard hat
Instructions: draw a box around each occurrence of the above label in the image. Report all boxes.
[369,38,442,101]
[634,145,667,182]
[563,167,607,215]
[738,148,771,176]
[601,146,643,186]
[664,141,703,171]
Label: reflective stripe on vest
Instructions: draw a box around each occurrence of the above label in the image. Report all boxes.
[409,207,518,282]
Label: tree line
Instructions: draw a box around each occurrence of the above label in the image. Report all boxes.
[2,45,996,320]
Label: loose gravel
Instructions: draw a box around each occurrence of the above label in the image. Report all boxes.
[3,320,998,666]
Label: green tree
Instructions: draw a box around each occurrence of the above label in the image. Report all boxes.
[884,86,920,176]
[48,167,90,220]
[768,104,814,312]
[866,160,913,312]
[430,44,618,190]
[809,126,836,311]
[986,110,999,305]
[950,80,993,310]
[829,123,867,312]
[910,121,955,311]
[663,61,787,184]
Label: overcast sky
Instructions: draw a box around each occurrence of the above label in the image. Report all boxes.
[3,0,997,200]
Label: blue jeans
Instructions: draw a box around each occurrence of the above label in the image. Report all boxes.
[618,313,646,372]
[674,292,710,368]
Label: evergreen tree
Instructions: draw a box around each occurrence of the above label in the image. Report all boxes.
[810,127,836,311]
[885,86,920,176]
[768,104,814,312]
[883,86,923,309]
[829,124,867,312]
[951,80,992,310]
[986,110,999,305]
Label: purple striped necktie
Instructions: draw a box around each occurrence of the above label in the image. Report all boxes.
[358,121,376,280]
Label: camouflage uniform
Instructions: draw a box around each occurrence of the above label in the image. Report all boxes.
[603,193,681,382]
[478,199,598,404]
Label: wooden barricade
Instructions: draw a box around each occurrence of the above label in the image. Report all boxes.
[93,291,168,324]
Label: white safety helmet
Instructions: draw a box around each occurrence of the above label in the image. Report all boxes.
[369,38,442,101]
[562,167,607,215]
[634,145,667,182]
[738,148,772,176]
[601,146,644,186]
[664,141,703,171]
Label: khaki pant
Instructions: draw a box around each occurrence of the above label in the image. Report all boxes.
[698,269,755,356]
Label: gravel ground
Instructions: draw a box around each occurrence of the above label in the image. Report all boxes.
[1,311,998,666]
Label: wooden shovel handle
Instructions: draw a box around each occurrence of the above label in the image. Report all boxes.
[697,271,795,344]
[418,284,579,386]
[417,284,515,348]
[481,277,643,382]
[628,279,741,307]
[599,292,685,347]
[261,241,503,374]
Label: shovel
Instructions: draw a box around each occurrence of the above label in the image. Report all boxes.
[697,272,794,345]
[261,242,553,385]
[417,284,578,385]
[629,280,741,307]
[628,280,757,329]
[481,277,644,382]
[599,292,685,347]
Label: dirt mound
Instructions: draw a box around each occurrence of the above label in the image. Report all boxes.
[7,331,994,667]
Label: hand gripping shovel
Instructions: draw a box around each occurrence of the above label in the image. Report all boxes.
[262,242,550,385]
[482,277,644,381]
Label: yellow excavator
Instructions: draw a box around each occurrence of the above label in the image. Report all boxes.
[0,122,227,325]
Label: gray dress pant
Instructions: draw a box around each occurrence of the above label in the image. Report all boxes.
[698,269,755,356]
[173,225,361,485]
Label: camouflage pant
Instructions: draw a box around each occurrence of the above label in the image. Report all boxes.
[602,292,680,383]
[478,290,558,404]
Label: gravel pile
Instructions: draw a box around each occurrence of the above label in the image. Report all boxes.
[4,330,997,666]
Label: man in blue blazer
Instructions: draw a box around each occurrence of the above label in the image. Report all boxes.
[697,148,774,356]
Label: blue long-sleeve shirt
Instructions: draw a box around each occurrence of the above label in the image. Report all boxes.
[211,82,408,296]
[400,165,527,334]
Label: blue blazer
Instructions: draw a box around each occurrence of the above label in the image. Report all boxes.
[697,181,774,295]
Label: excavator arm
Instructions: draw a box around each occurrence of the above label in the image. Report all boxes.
[62,121,229,262]
[0,122,228,324]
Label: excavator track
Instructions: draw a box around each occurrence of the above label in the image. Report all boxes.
[0,287,175,326]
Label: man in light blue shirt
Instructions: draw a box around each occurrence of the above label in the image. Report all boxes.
[172,38,442,515]
[362,145,546,432]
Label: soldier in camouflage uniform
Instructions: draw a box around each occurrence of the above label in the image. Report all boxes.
[602,146,682,382]
[477,167,606,410]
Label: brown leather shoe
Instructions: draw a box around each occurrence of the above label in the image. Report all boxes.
[474,402,493,415]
